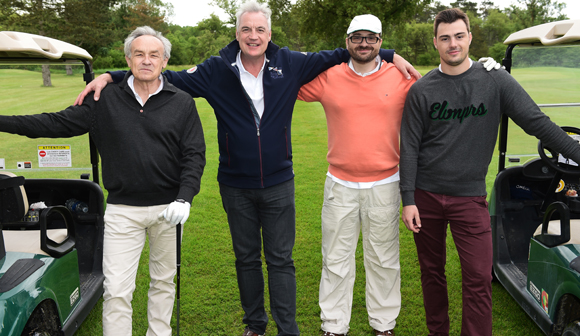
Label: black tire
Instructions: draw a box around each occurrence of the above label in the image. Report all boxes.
[563,321,580,336]
[21,300,62,336]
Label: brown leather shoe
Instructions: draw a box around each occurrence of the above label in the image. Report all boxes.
[374,329,394,336]
[243,327,264,336]
[323,332,345,336]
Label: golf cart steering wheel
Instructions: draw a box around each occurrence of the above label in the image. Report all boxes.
[538,126,580,176]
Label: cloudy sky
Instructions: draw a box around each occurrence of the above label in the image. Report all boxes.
[168,0,579,28]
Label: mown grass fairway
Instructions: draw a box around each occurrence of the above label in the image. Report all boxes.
[1,65,577,335]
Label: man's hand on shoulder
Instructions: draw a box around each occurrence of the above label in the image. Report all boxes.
[402,205,422,233]
[74,73,114,106]
[393,53,422,80]
[478,57,503,71]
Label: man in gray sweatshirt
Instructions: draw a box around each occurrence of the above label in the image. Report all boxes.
[399,8,580,336]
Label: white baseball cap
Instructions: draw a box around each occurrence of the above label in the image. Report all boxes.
[347,14,382,35]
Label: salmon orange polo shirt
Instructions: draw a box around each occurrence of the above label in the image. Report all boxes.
[298,61,416,182]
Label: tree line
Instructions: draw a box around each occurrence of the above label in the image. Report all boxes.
[0,0,572,70]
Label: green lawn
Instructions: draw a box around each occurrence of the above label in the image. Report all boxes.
[2,66,578,335]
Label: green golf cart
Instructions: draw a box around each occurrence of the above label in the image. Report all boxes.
[0,31,104,335]
[491,20,580,335]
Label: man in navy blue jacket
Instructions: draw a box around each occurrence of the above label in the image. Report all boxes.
[74,2,419,335]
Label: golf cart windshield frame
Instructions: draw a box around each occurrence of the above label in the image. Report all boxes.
[0,32,99,183]
[497,20,580,173]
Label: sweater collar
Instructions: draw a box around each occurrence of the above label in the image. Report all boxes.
[120,70,177,96]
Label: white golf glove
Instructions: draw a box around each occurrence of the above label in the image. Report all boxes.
[479,57,502,71]
[159,200,191,226]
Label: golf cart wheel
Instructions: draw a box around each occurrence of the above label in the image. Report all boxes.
[21,300,62,336]
[563,321,580,336]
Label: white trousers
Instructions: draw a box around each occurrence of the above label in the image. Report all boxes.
[319,177,401,334]
[102,203,177,336]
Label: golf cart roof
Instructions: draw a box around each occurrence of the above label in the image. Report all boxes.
[0,31,92,64]
[504,20,580,46]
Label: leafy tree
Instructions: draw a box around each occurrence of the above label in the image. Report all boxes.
[89,0,173,69]
[480,9,513,61]
[481,9,513,46]
[450,0,478,14]
[0,0,63,36]
[209,0,238,26]
[116,0,171,34]
[478,0,499,19]
[467,11,488,60]
[506,0,568,30]
[268,0,303,49]
[1,0,65,86]
[294,0,431,50]
[413,0,447,23]
[59,0,118,59]
[187,14,233,64]
[386,22,436,66]
[489,41,508,64]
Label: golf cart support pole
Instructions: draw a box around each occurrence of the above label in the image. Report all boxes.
[80,58,100,185]
[176,223,181,336]
[498,44,516,173]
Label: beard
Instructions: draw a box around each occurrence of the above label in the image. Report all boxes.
[348,46,379,64]
[442,48,468,66]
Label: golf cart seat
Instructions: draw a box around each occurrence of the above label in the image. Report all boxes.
[4,228,69,256]
[534,219,580,245]
[0,172,73,258]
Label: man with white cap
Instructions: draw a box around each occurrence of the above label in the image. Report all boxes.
[298,14,414,336]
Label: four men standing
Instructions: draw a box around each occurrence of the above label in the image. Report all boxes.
[6,3,574,336]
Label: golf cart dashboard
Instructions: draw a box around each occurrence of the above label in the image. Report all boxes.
[522,158,557,180]
[519,158,580,212]
[1,178,102,232]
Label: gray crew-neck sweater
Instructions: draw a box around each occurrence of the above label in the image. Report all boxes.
[400,62,580,206]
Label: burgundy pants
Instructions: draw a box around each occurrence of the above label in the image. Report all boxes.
[413,189,492,336]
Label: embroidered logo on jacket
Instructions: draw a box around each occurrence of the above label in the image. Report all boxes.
[187,66,197,74]
[269,67,283,79]
[429,101,488,123]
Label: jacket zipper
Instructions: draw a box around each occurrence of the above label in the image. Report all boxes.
[239,83,264,188]
[257,127,263,188]
[226,133,230,167]
[285,126,288,159]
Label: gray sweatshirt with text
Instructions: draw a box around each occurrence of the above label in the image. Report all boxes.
[400,62,580,206]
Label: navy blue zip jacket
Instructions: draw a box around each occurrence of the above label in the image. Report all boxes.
[110,40,394,189]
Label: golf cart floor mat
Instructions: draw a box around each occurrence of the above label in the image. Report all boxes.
[514,262,528,276]
[503,262,527,287]
[79,273,102,294]
[0,258,45,292]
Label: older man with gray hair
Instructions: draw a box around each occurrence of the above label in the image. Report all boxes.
[0,26,206,336]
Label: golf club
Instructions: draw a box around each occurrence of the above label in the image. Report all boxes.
[176,223,182,336]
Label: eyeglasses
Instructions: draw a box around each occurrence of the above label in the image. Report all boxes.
[348,35,381,44]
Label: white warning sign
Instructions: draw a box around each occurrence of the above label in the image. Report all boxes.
[38,145,72,167]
